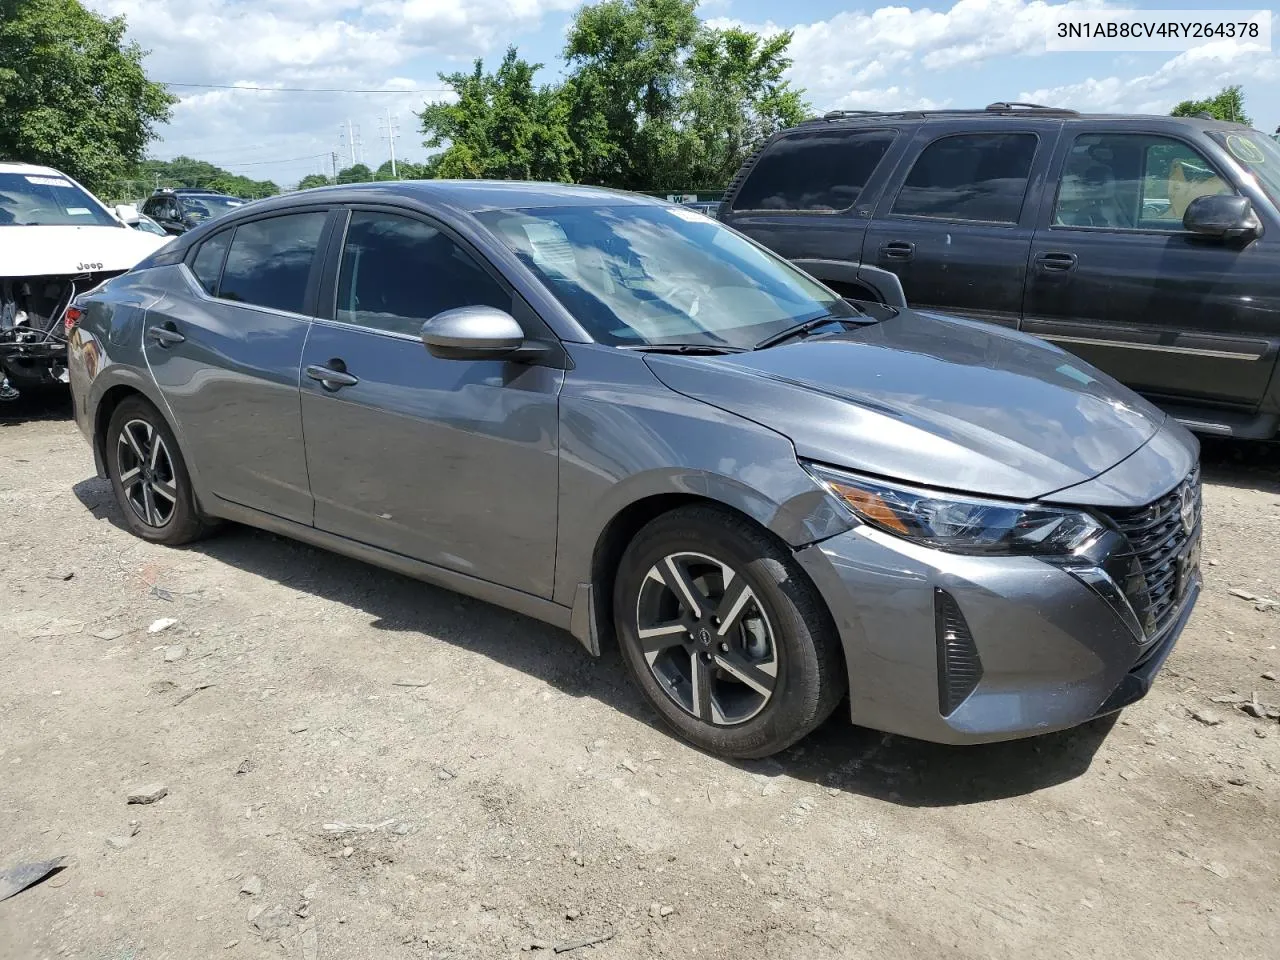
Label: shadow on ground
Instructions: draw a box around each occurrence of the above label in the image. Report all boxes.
[0,387,72,426]
[73,473,1121,808]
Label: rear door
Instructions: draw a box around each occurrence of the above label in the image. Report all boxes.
[298,206,562,598]
[720,124,909,295]
[863,122,1060,328]
[142,208,332,524]
[1022,125,1278,409]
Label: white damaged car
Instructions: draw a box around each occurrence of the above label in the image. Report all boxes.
[1,161,169,398]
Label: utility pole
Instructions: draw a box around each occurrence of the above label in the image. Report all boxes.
[340,121,363,167]
[379,109,401,179]
[331,152,339,182]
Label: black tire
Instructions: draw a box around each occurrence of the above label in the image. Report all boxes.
[613,504,846,759]
[105,396,211,545]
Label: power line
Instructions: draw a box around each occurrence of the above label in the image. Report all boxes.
[162,81,450,94]
[220,152,333,168]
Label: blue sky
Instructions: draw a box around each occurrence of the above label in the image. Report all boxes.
[86,0,1279,189]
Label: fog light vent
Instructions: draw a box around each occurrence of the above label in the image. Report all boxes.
[935,588,983,716]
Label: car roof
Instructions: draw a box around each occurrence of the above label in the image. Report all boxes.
[0,161,72,177]
[277,180,655,213]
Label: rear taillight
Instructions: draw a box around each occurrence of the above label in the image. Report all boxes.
[64,305,83,334]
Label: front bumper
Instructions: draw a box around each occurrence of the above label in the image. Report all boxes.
[795,523,1199,745]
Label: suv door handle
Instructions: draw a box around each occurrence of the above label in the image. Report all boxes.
[305,361,359,390]
[879,240,915,262]
[146,323,185,347]
[1034,252,1078,273]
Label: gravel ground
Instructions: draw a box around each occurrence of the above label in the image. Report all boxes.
[1,393,1278,960]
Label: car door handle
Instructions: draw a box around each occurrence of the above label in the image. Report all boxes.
[1035,252,1078,273]
[146,324,185,346]
[305,362,359,390]
[879,241,915,262]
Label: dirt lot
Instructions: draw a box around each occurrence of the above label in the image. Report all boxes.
[1,393,1278,960]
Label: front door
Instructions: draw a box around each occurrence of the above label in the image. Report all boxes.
[142,210,329,524]
[299,209,562,598]
[864,127,1054,327]
[1022,129,1277,409]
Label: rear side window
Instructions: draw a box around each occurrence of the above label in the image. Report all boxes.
[892,133,1039,223]
[189,230,231,295]
[731,129,896,212]
[219,212,327,314]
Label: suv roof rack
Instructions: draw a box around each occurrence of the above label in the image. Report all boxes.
[810,102,1079,124]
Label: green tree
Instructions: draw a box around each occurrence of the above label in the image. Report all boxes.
[562,0,701,189]
[419,47,577,182]
[676,27,807,189]
[1171,85,1252,125]
[296,173,331,190]
[131,156,278,198]
[0,0,174,194]
[374,159,427,180]
[336,163,373,184]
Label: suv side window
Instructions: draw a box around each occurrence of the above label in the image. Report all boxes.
[335,211,509,337]
[1053,133,1234,231]
[730,129,897,212]
[892,132,1039,223]
[219,212,327,314]
[189,229,232,295]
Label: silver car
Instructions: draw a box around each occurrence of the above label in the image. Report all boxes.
[68,182,1202,758]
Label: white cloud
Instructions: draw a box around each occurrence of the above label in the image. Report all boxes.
[85,0,578,185]
[1020,28,1280,115]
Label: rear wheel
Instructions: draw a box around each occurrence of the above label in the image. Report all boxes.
[105,396,211,545]
[613,505,845,758]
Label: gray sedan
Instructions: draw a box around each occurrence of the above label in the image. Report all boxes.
[67,181,1201,758]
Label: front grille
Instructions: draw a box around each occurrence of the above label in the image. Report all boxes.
[1100,466,1201,638]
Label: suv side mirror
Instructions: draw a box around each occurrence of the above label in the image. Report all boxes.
[420,306,529,361]
[1183,194,1261,241]
[114,203,140,225]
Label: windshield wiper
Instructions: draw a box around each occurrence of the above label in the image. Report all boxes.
[753,315,851,350]
[617,343,749,355]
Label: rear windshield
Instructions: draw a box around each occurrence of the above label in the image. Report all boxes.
[179,195,245,222]
[0,172,118,227]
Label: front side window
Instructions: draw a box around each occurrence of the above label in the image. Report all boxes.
[335,212,509,336]
[0,172,118,227]
[731,129,897,212]
[190,230,232,295]
[476,204,855,348]
[1210,129,1280,209]
[892,132,1039,223]
[218,212,327,313]
[1054,133,1233,230]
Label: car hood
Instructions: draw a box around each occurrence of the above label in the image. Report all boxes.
[0,224,169,278]
[644,309,1167,501]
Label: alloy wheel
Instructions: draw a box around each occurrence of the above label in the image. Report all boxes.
[634,551,779,725]
[116,418,178,528]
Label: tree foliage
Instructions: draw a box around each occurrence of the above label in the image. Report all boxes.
[420,47,577,182]
[129,156,279,199]
[1171,85,1252,126]
[0,0,174,194]
[417,0,807,192]
[296,173,332,191]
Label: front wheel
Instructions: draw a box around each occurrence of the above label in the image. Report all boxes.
[613,505,846,759]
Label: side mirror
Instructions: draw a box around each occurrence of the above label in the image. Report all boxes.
[114,203,140,225]
[1183,194,1261,241]
[420,306,528,361]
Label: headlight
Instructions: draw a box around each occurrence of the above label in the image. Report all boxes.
[804,463,1103,557]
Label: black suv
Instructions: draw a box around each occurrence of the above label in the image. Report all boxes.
[720,103,1280,440]
[142,188,246,235]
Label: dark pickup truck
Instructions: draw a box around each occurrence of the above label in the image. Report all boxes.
[719,103,1280,440]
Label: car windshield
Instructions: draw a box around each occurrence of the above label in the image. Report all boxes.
[475,204,855,348]
[1212,130,1280,207]
[0,172,118,227]
[179,195,244,221]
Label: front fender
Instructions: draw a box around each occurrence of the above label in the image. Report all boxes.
[552,344,853,608]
